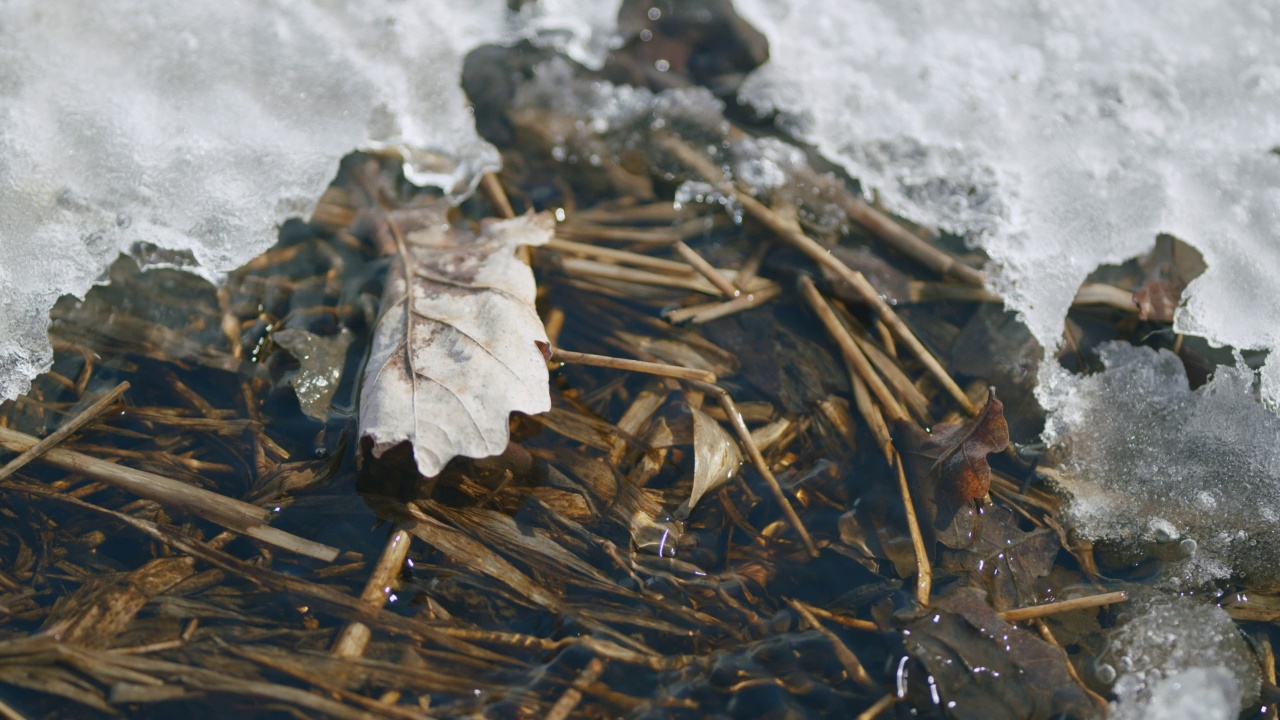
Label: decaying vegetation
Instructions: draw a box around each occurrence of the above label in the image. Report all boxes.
[1,3,1277,719]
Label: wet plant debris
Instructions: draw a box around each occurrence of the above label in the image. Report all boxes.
[1,2,1277,719]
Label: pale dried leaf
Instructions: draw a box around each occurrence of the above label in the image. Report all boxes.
[359,206,554,477]
[675,405,742,518]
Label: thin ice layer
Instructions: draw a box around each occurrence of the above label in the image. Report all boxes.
[734,0,1280,404]
[1047,341,1280,585]
[0,0,607,401]
[1101,595,1260,719]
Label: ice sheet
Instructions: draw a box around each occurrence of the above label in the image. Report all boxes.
[734,0,1280,405]
[0,0,603,400]
[1046,341,1280,585]
[1100,595,1260,719]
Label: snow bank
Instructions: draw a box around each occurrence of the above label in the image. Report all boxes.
[734,0,1280,405]
[0,0,606,400]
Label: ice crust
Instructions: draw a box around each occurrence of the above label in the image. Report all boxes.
[1047,341,1280,585]
[733,0,1280,406]
[0,0,604,400]
[1101,595,1260,720]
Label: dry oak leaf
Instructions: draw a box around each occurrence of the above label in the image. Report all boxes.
[359,205,554,477]
[895,388,1009,549]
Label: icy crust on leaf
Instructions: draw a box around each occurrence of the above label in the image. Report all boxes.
[1102,595,1260,720]
[733,0,1280,404]
[0,0,611,401]
[1047,341,1280,585]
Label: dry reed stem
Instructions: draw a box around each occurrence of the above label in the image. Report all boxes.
[660,135,980,417]
[0,693,29,720]
[856,693,898,720]
[545,657,606,720]
[893,450,933,606]
[557,224,681,244]
[663,284,782,325]
[0,381,130,483]
[550,347,717,384]
[689,380,820,558]
[788,599,880,693]
[1033,619,1112,715]
[331,528,414,658]
[1073,282,1138,313]
[798,276,909,424]
[480,172,516,219]
[572,202,691,225]
[998,590,1128,622]
[559,257,756,295]
[793,602,879,633]
[546,238,696,274]
[0,426,338,561]
[849,372,893,462]
[841,197,985,286]
[673,241,741,297]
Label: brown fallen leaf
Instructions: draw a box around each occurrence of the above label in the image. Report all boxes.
[900,586,1096,720]
[895,389,1009,549]
[937,504,1059,611]
[359,203,555,477]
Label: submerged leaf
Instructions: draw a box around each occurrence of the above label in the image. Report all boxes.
[675,405,743,518]
[901,587,1097,720]
[359,206,554,477]
[937,504,1059,610]
[895,389,1009,548]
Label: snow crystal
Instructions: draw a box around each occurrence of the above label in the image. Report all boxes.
[1047,341,1280,585]
[1101,595,1260,720]
[734,0,1280,406]
[0,0,601,401]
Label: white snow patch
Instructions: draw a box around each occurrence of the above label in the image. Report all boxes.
[0,0,602,400]
[734,0,1280,406]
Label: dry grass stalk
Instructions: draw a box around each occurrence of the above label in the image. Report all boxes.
[660,135,980,417]
[545,657,606,720]
[1033,619,1112,715]
[331,528,414,659]
[998,590,1128,622]
[546,238,696,274]
[1073,282,1138,313]
[480,171,516,219]
[663,283,782,325]
[841,196,985,286]
[789,599,880,693]
[836,307,931,423]
[855,693,898,720]
[0,425,337,561]
[893,451,933,606]
[673,240,741,297]
[557,223,682,244]
[792,602,879,633]
[798,276,909,425]
[0,381,129,483]
[551,347,717,384]
[689,380,820,557]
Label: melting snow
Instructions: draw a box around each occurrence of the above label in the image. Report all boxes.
[734,0,1280,406]
[0,0,603,399]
